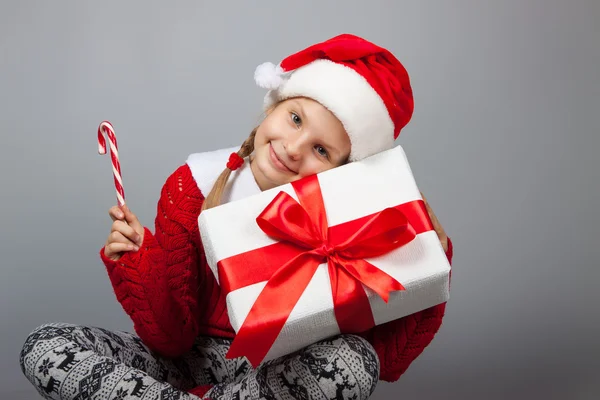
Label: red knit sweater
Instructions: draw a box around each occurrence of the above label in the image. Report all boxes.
[100,163,454,383]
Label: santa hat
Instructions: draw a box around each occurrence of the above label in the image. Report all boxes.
[254,34,414,162]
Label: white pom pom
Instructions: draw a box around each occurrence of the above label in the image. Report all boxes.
[254,62,285,90]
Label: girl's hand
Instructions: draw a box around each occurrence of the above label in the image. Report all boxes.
[420,192,448,253]
[103,204,145,261]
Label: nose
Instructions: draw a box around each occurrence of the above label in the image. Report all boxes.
[283,131,305,161]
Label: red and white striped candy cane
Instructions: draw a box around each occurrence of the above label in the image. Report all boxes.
[97,121,125,206]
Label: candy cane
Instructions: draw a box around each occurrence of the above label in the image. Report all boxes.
[97,121,125,206]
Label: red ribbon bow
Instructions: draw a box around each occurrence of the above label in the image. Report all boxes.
[224,175,418,367]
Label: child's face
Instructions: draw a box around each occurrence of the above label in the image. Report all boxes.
[250,97,351,191]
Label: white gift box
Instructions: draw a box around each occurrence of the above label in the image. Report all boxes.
[198,145,451,365]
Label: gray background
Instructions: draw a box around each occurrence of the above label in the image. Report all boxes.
[1,0,598,399]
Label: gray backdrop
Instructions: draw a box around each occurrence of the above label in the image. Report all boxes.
[1,1,598,399]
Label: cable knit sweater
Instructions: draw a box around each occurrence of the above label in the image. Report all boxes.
[100,161,454,384]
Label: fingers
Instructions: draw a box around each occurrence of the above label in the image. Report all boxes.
[420,191,449,252]
[422,194,438,225]
[105,204,144,261]
[108,205,125,222]
[106,234,139,252]
[121,204,144,234]
[107,204,144,242]
[111,220,143,247]
[104,241,138,261]
[104,230,139,258]
[420,191,439,224]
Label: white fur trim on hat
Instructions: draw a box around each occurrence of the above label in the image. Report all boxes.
[258,59,395,162]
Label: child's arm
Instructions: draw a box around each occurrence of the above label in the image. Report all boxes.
[358,236,454,382]
[99,164,207,358]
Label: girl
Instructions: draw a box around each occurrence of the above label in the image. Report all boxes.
[21,34,453,400]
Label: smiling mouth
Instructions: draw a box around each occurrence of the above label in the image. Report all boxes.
[269,143,295,173]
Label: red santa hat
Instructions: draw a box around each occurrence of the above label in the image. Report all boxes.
[254,34,414,162]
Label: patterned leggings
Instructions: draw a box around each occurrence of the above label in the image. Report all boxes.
[20,323,379,400]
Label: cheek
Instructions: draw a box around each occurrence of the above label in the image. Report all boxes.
[298,158,331,177]
[254,128,267,145]
[258,119,279,140]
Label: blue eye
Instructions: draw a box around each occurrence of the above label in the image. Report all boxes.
[291,113,302,126]
[315,145,328,158]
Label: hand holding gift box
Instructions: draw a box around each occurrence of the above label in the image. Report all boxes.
[199,145,451,367]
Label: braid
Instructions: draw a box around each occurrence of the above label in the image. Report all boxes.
[201,127,258,211]
[238,128,257,159]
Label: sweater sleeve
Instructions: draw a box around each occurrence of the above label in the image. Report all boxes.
[99,164,205,358]
[358,236,454,382]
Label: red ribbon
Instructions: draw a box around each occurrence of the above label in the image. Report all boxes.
[221,175,431,367]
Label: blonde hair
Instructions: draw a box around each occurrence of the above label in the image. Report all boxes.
[201,99,285,211]
[201,127,258,211]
